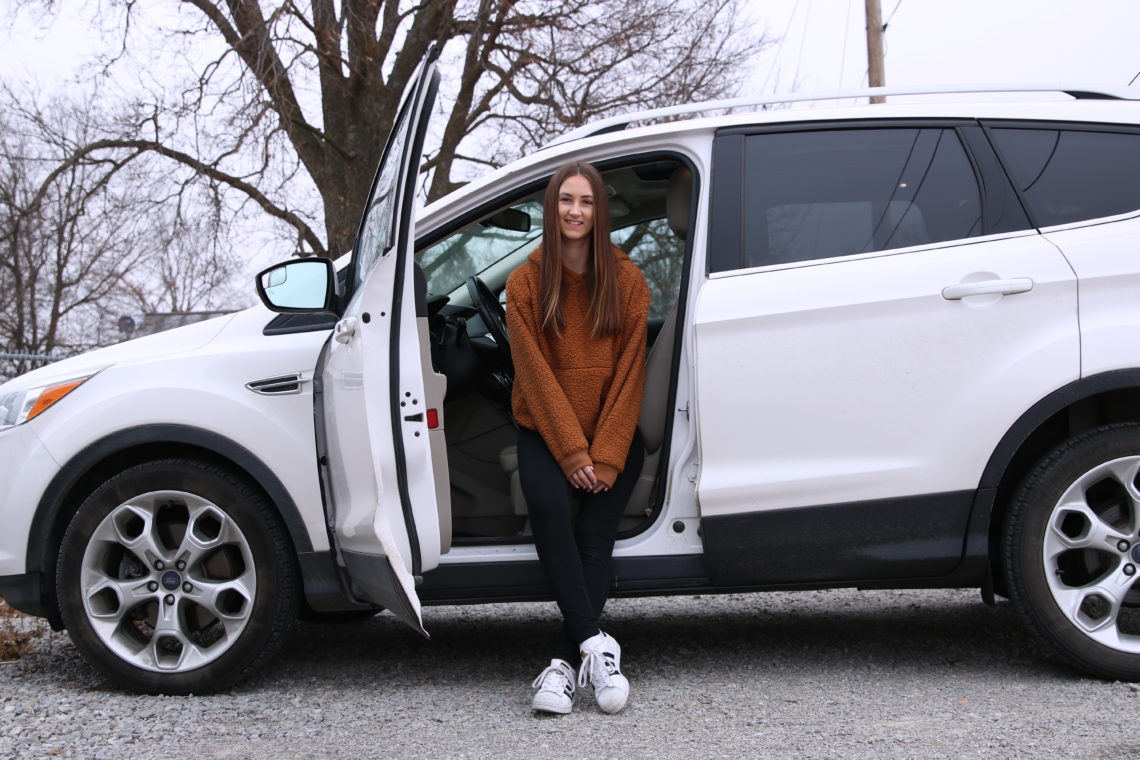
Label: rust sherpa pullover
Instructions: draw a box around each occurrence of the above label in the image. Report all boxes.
[506,246,649,488]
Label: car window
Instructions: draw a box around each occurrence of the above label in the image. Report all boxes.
[989,126,1140,227]
[417,160,688,321]
[419,199,544,296]
[739,128,983,269]
[351,93,415,291]
[614,218,684,320]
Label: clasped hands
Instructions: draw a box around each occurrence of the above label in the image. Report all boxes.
[569,463,609,493]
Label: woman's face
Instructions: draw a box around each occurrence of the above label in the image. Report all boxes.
[557,174,594,244]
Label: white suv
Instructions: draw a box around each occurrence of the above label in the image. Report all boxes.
[4,54,1140,692]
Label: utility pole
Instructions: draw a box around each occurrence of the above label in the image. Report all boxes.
[865,0,886,103]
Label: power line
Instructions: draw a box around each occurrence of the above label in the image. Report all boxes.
[793,0,814,90]
[1131,70,1140,86]
[839,0,853,89]
[882,0,903,56]
[884,0,904,30]
[761,0,803,93]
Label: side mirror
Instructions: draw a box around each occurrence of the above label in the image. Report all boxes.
[256,258,336,313]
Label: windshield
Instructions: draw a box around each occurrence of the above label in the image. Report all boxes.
[419,198,544,297]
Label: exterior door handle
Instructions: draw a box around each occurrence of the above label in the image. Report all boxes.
[333,316,358,344]
[941,277,1034,301]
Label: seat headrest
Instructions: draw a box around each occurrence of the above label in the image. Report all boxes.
[666,166,693,241]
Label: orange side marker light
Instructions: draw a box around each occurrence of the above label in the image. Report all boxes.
[27,379,86,421]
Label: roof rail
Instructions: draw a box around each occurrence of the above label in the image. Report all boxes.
[544,83,1140,147]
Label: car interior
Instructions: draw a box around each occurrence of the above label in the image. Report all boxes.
[417,157,693,542]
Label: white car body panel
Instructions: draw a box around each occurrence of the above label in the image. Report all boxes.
[1038,212,1140,378]
[692,231,1080,517]
[26,306,331,553]
[4,313,233,392]
[0,425,61,574]
[322,241,443,605]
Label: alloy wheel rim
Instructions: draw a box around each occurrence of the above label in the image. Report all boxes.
[1043,456,1140,653]
[78,490,257,673]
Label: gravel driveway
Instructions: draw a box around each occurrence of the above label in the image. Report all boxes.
[2,588,1137,759]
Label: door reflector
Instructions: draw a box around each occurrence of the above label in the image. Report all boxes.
[426,408,439,429]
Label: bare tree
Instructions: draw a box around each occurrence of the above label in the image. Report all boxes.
[21,0,766,259]
[122,208,244,316]
[0,89,241,382]
[422,0,766,198]
[0,95,147,379]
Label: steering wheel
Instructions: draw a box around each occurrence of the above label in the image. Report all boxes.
[465,275,511,368]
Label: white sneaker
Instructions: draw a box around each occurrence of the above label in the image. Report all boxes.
[531,659,576,714]
[578,631,629,714]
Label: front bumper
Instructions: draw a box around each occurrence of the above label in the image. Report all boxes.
[0,422,62,622]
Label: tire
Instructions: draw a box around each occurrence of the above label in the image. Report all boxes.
[1005,423,1140,681]
[57,459,299,694]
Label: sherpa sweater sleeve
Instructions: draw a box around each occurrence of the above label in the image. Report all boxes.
[506,266,593,477]
[588,262,650,488]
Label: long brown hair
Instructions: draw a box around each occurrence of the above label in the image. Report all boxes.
[538,162,622,337]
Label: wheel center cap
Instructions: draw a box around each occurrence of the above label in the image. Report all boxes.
[1131,545,1140,564]
[160,570,182,591]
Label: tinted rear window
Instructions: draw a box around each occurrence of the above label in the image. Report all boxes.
[741,128,982,268]
[990,127,1140,227]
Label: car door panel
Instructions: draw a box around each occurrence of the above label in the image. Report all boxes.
[320,54,446,634]
[692,124,1080,584]
[694,234,1078,513]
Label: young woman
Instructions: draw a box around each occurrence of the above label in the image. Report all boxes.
[505,162,649,715]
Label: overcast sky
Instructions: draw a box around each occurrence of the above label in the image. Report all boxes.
[7,1,1140,97]
[748,0,1140,96]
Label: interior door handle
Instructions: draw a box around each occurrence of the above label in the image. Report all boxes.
[334,316,358,344]
[941,277,1034,301]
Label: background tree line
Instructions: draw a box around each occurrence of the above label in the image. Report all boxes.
[1,0,767,382]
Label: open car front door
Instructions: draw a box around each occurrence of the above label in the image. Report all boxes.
[320,51,449,635]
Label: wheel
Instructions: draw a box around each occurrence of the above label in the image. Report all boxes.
[57,459,299,694]
[465,275,511,368]
[1005,423,1140,680]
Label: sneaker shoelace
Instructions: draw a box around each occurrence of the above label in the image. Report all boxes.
[578,648,618,691]
[533,662,575,694]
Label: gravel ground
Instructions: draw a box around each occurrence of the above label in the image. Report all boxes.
[1,588,1137,760]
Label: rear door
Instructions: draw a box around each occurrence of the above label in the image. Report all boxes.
[693,124,1079,586]
[985,122,1140,377]
[321,52,449,634]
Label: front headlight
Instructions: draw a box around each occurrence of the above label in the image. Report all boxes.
[0,374,97,432]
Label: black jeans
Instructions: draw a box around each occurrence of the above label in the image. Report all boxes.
[517,426,645,664]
